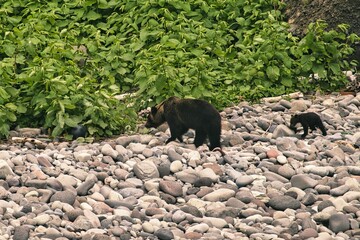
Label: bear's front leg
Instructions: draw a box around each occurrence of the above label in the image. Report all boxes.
[301,123,309,139]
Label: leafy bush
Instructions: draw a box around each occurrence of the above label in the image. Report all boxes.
[0,0,137,138]
[0,0,358,138]
[294,21,359,91]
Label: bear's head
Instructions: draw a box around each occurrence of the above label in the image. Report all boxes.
[145,105,166,128]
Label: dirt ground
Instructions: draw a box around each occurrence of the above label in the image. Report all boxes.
[284,0,360,67]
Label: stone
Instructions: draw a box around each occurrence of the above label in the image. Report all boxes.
[194,177,213,187]
[235,175,254,187]
[170,160,183,173]
[0,160,15,179]
[267,195,301,210]
[290,174,318,189]
[101,144,118,159]
[133,160,160,179]
[128,143,147,154]
[273,125,294,138]
[203,189,235,202]
[299,228,318,239]
[159,180,183,197]
[167,148,183,162]
[13,226,30,240]
[328,213,350,233]
[154,229,174,240]
[50,190,76,205]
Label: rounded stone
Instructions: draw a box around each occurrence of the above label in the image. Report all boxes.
[328,213,350,233]
[267,195,301,210]
[133,160,160,180]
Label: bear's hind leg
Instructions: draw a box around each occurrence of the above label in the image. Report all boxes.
[208,126,221,151]
[318,124,327,136]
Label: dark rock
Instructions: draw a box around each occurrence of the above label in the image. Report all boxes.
[13,226,30,240]
[157,163,171,177]
[290,174,318,189]
[328,213,350,233]
[205,207,240,218]
[302,192,317,206]
[76,177,97,196]
[301,217,317,230]
[66,209,84,222]
[317,200,334,212]
[154,228,174,240]
[180,205,203,218]
[50,190,76,205]
[159,192,176,204]
[193,177,213,187]
[24,180,47,189]
[267,195,301,210]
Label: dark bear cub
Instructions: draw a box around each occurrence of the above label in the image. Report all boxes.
[290,112,327,139]
[71,125,87,140]
[145,96,221,150]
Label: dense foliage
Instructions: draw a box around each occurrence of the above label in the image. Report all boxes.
[0,0,358,138]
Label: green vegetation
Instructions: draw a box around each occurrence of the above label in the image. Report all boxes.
[0,0,359,138]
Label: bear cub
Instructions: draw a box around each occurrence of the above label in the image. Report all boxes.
[145,96,221,150]
[290,112,327,139]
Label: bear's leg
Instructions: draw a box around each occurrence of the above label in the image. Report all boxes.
[194,130,207,148]
[318,123,327,136]
[301,122,309,139]
[166,121,185,144]
[310,125,316,133]
[208,126,221,151]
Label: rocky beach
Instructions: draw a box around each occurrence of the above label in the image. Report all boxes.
[0,92,359,240]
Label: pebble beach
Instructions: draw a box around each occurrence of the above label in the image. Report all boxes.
[0,92,360,240]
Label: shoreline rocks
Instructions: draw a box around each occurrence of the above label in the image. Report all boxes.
[0,92,360,239]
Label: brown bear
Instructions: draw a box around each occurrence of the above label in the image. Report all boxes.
[289,112,327,139]
[145,96,221,151]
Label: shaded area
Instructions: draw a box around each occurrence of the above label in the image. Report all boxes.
[284,0,360,65]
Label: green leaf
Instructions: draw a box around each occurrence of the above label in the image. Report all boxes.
[52,125,63,137]
[86,10,101,21]
[281,78,293,87]
[65,116,80,127]
[329,62,340,74]
[3,44,16,56]
[0,87,10,100]
[266,65,280,80]
[120,53,134,62]
[312,64,327,79]
[7,112,16,122]
[0,124,10,138]
[16,105,27,114]
[5,103,17,111]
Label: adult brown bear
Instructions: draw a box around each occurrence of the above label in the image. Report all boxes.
[145,96,221,151]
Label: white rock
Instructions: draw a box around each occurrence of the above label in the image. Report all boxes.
[198,168,218,182]
[186,223,209,233]
[129,143,147,154]
[170,160,183,173]
[101,144,118,159]
[203,189,235,202]
[276,155,288,164]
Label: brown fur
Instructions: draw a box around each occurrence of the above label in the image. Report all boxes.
[145,96,222,151]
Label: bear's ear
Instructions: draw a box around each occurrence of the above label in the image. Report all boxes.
[151,106,158,115]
